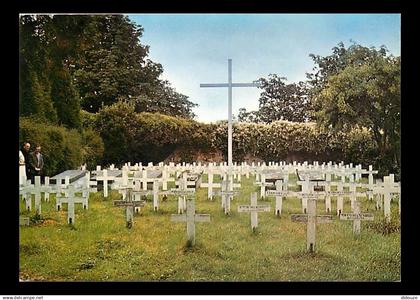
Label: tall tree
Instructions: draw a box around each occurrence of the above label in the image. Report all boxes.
[19,15,57,123]
[19,15,86,129]
[238,75,309,123]
[73,15,197,118]
[310,42,400,174]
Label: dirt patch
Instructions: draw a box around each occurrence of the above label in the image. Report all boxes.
[38,218,59,226]
[19,271,46,281]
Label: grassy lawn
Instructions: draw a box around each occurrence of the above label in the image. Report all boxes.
[19,175,400,281]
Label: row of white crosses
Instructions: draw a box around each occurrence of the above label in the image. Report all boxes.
[110,168,197,228]
[19,172,94,225]
[166,171,196,214]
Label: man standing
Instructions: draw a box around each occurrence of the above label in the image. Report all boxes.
[29,144,44,183]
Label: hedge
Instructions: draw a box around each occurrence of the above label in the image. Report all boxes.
[91,102,379,171]
[20,101,385,176]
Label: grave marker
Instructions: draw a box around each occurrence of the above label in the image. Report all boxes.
[95,169,115,198]
[113,188,145,228]
[265,180,285,216]
[340,200,374,235]
[238,192,271,231]
[291,197,333,252]
[19,217,30,226]
[56,184,88,224]
[216,178,239,215]
[170,198,210,246]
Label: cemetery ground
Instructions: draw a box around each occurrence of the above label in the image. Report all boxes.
[19,174,400,282]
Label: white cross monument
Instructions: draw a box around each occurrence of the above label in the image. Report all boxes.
[200,58,260,169]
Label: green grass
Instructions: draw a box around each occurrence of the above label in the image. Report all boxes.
[19,175,400,281]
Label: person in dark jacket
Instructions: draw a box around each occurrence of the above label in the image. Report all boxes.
[29,144,44,183]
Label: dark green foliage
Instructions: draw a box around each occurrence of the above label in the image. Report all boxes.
[19,117,103,176]
[72,15,197,118]
[94,101,211,164]
[19,15,83,129]
[80,128,105,170]
[90,102,378,169]
[80,109,99,129]
[239,75,310,123]
[19,16,57,124]
[49,65,81,129]
[309,42,400,177]
[20,14,197,131]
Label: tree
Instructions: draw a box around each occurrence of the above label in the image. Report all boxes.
[73,15,197,118]
[306,42,389,117]
[19,14,85,129]
[238,75,309,123]
[19,15,57,123]
[311,43,400,175]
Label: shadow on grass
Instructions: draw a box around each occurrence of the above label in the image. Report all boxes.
[277,249,348,266]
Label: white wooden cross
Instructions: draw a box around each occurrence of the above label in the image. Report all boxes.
[324,175,332,213]
[238,192,271,232]
[255,172,274,199]
[56,184,87,224]
[55,176,70,199]
[291,197,333,252]
[160,165,175,191]
[81,172,97,206]
[340,200,374,235]
[113,187,146,228]
[20,176,43,214]
[152,180,160,212]
[215,178,240,215]
[33,176,42,216]
[170,198,210,246]
[19,179,34,211]
[362,165,378,201]
[264,179,285,217]
[95,169,115,198]
[200,168,221,200]
[163,176,195,214]
[38,176,52,202]
[115,169,143,213]
[200,58,260,169]
[374,175,400,221]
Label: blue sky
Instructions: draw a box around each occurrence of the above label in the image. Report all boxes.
[127,14,400,123]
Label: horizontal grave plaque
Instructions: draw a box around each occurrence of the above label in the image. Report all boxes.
[340,213,374,221]
[265,190,289,196]
[238,205,271,212]
[113,200,145,207]
[168,189,195,195]
[216,190,239,196]
[19,217,30,226]
[170,214,211,222]
[291,214,333,223]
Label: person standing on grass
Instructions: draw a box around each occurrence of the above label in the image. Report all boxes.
[29,144,44,184]
[20,142,31,185]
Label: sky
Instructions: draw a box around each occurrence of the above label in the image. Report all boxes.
[127,14,401,123]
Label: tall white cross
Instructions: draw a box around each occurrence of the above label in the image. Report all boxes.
[200,58,260,169]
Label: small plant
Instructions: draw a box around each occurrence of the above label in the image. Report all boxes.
[78,259,96,270]
[366,211,400,235]
[30,213,43,225]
